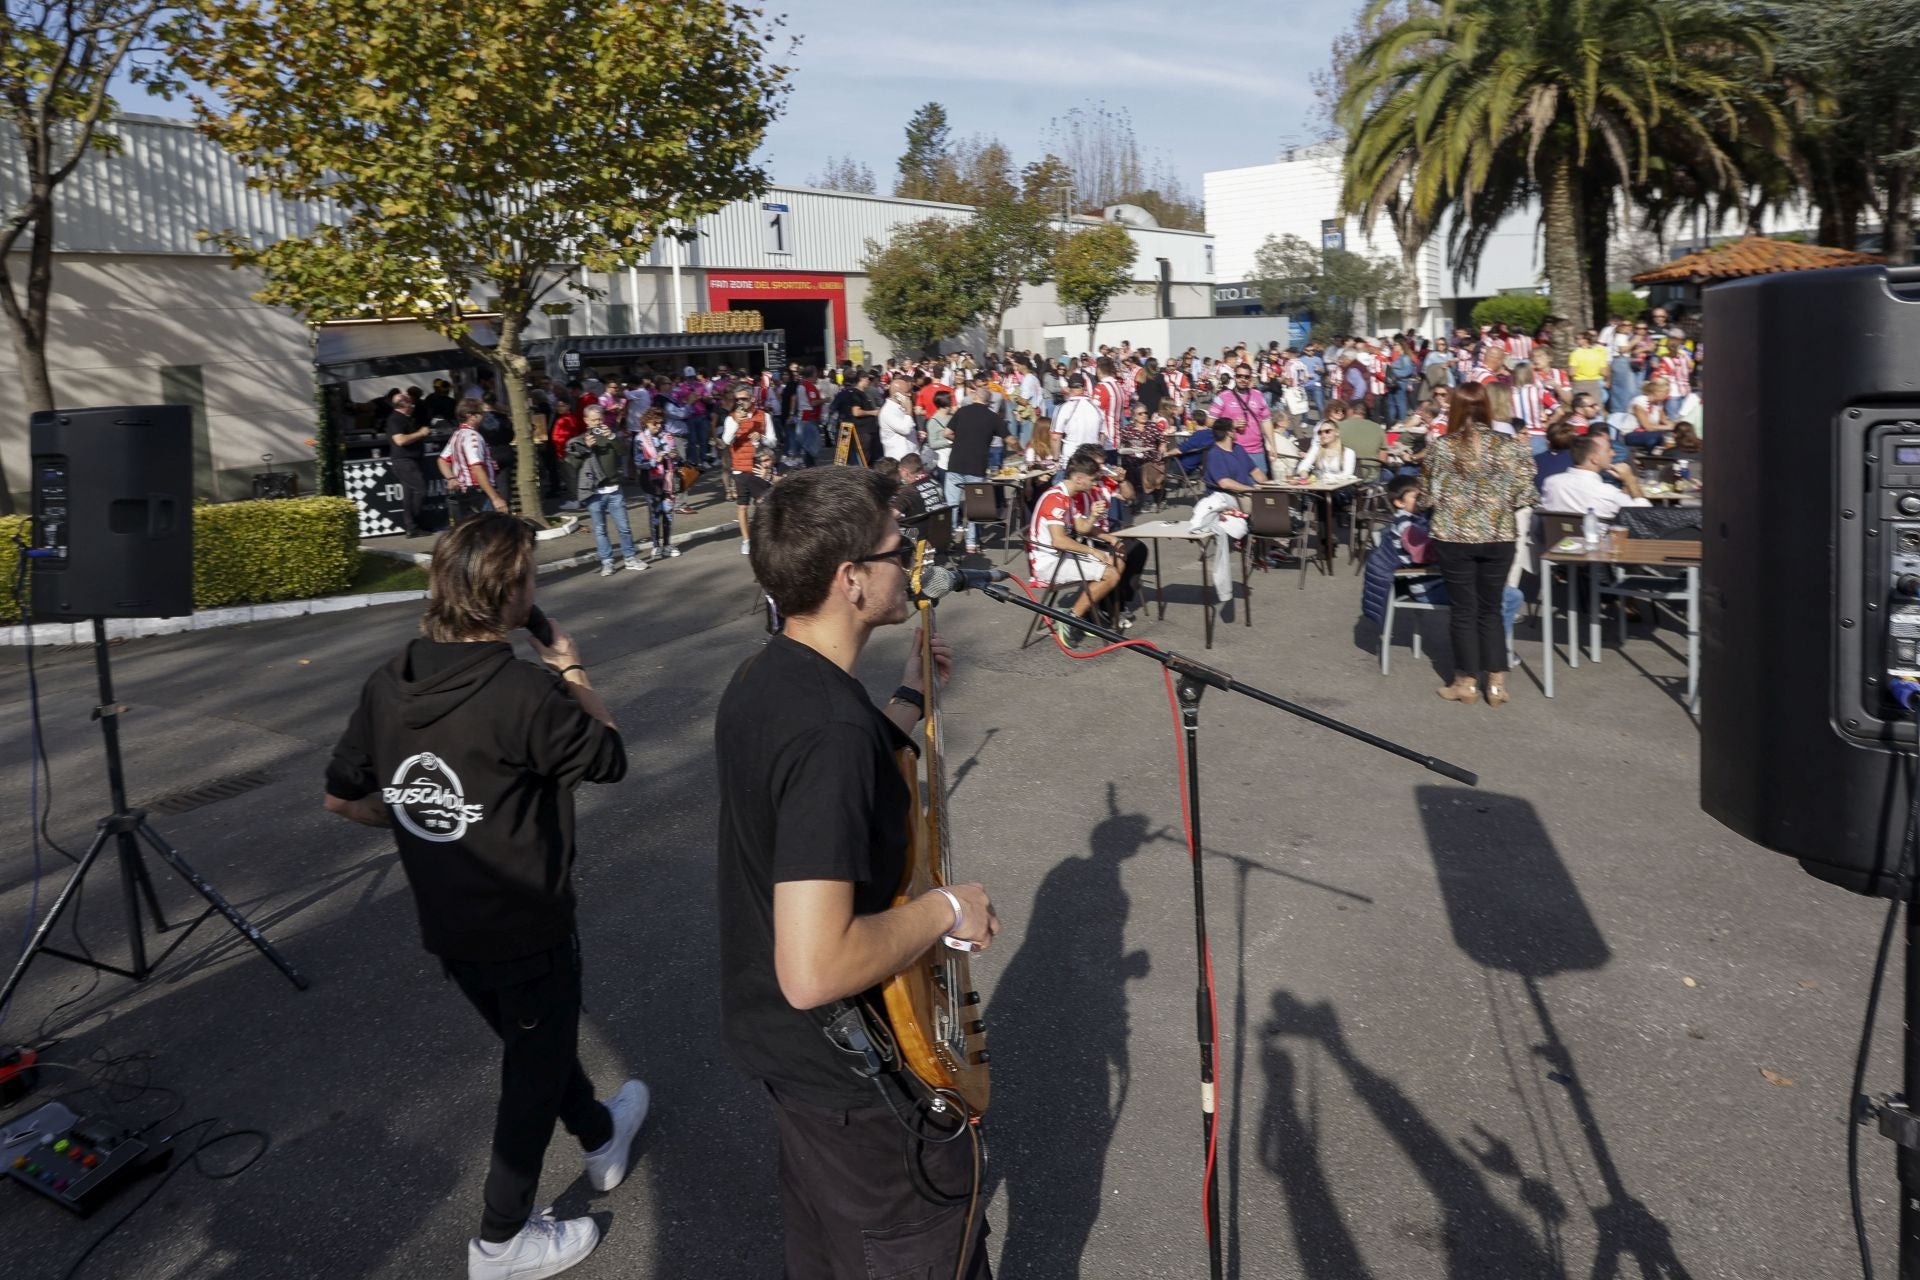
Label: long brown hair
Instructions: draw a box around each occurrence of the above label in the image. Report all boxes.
[422,512,536,641]
[1449,381,1496,434]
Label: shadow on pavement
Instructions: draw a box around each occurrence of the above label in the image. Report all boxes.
[1415,785,1695,1280]
[986,784,1151,1277]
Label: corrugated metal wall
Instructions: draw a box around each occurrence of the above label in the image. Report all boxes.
[2,114,1213,282]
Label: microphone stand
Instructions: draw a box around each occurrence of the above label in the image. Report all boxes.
[975,581,1477,1279]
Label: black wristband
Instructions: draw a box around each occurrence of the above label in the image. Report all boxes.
[889,685,925,712]
[558,664,586,678]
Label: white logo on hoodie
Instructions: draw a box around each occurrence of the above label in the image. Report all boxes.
[383,752,486,842]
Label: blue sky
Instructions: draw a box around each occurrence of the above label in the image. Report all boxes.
[115,0,1367,195]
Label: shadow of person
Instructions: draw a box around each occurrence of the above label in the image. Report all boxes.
[1257,1034,1373,1280]
[987,788,1152,1277]
[1264,990,1564,1280]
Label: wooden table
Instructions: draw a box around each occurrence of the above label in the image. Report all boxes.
[1642,483,1703,507]
[1119,518,1242,649]
[1258,477,1359,570]
[1540,537,1700,709]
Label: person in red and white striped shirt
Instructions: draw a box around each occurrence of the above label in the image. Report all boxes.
[1508,363,1559,449]
[1654,343,1693,416]
[1092,356,1125,448]
[1529,348,1571,398]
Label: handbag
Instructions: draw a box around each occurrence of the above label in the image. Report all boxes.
[1140,459,1167,493]
[1282,386,1309,416]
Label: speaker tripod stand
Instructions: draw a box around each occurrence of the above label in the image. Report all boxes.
[0,618,308,1018]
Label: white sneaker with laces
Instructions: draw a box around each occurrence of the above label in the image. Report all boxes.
[468,1207,599,1280]
[597,562,615,577]
[666,546,681,558]
[624,558,647,572]
[583,1079,651,1192]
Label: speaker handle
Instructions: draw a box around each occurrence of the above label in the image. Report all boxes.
[149,493,177,537]
[1889,265,1920,298]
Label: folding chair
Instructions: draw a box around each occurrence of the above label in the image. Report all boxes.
[1379,566,1448,675]
[961,482,1010,559]
[1020,552,1115,649]
[1349,483,1394,569]
[1241,491,1311,606]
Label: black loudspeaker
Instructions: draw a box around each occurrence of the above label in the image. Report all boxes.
[1701,265,1920,896]
[29,405,195,620]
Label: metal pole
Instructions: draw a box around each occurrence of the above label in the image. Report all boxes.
[626,264,640,334]
[670,228,685,331]
[1178,676,1226,1280]
[93,617,149,977]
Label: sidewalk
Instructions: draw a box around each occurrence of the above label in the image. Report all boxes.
[363,470,747,571]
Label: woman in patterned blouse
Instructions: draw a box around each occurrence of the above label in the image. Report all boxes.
[1421,381,1537,706]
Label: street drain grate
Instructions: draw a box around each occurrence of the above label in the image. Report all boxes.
[142,770,277,817]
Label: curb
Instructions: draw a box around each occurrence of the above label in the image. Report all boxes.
[0,590,431,648]
[0,514,741,648]
[360,510,738,576]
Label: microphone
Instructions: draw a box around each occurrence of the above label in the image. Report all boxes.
[915,566,1011,599]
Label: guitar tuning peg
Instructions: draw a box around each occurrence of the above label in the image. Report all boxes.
[961,991,980,1006]
[969,1050,990,1066]
[967,1020,985,1035]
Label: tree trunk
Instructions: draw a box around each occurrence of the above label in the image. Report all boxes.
[1086,309,1100,352]
[490,308,544,526]
[1581,193,1610,353]
[0,198,58,514]
[1542,151,1587,363]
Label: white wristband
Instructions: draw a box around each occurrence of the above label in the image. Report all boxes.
[933,886,965,935]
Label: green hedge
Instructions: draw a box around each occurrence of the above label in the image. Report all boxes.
[0,514,27,624]
[1470,294,1552,333]
[195,496,361,609]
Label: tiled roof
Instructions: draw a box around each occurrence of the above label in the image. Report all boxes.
[1632,236,1883,285]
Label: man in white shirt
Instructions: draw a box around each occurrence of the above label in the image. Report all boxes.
[1539,436,1651,524]
[1052,382,1106,459]
[877,376,919,461]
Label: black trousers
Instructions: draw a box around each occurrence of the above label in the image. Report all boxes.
[1434,538,1516,677]
[448,487,491,526]
[388,456,426,534]
[445,939,613,1242]
[769,1083,991,1280]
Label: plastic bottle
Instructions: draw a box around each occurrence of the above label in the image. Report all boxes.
[1583,507,1601,549]
[1676,458,1690,483]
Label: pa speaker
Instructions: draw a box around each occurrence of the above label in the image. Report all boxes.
[28,405,194,620]
[1701,265,1920,896]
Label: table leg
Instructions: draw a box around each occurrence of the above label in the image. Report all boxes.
[1588,561,1601,663]
[1201,542,1215,649]
[1686,567,1700,711]
[1567,566,1580,670]
[1152,541,1167,620]
[1544,560,1555,698]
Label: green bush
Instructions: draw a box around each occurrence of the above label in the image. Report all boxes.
[194,496,361,610]
[0,514,28,624]
[1605,289,1648,323]
[1470,293,1552,333]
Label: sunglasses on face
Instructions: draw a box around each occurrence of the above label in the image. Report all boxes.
[851,543,915,571]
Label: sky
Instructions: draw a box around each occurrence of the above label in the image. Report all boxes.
[113,0,1369,198]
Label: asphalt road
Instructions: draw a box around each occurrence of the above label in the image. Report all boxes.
[0,522,1900,1280]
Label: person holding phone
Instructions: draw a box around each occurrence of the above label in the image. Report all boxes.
[322,513,645,1279]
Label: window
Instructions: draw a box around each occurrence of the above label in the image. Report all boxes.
[763,202,792,255]
[1204,244,1214,276]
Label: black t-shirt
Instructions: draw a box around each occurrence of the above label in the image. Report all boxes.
[714,633,912,1107]
[896,474,946,523]
[386,410,424,460]
[1139,374,1168,415]
[945,403,1003,476]
[831,387,866,424]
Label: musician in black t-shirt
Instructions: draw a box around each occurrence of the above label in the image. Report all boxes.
[384,388,433,535]
[715,466,998,1278]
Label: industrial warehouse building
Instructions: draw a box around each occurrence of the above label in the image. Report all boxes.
[0,114,1214,504]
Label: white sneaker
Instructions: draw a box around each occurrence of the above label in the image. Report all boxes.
[647,546,664,562]
[583,1079,651,1192]
[666,546,682,558]
[624,558,647,572]
[597,562,615,577]
[468,1208,600,1280]
[740,539,752,555]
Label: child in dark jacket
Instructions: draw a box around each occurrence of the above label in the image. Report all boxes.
[1362,475,1447,623]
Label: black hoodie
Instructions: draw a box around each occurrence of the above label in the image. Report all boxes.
[325,639,626,961]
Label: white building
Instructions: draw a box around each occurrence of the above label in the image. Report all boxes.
[0,113,1216,504]
[1204,142,1542,337]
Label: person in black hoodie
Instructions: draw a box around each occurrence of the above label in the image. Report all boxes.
[323,513,645,1280]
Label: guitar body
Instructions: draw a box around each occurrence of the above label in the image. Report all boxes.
[878,551,991,1114]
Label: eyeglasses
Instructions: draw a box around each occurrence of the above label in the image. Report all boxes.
[851,543,915,572]
[1317,429,1337,437]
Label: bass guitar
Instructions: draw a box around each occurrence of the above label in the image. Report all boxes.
[880,542,991,1114]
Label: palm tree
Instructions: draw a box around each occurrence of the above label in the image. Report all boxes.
[1339,0,1784,349]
